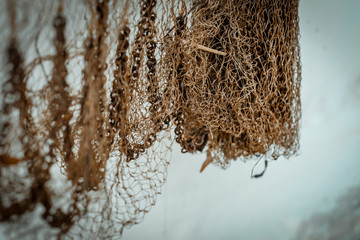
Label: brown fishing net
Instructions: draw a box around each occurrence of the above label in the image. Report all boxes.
[164,0,301,170]
[0,0,301,239]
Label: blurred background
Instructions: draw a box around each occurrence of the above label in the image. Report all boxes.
[0,0,359,239]
[123,0,360,239]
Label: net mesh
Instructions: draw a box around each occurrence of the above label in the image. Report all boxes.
[164,0,301,169]
[0,0,301,239]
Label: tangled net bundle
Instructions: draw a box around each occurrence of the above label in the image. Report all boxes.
[0,0,301,239]
[165,0,301,169]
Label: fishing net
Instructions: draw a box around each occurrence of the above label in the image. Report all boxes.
[0,0,301,239]
[164,0,301,170]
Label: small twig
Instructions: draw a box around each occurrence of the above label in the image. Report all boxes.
[182,40,227,56]
[193,42,227,56]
